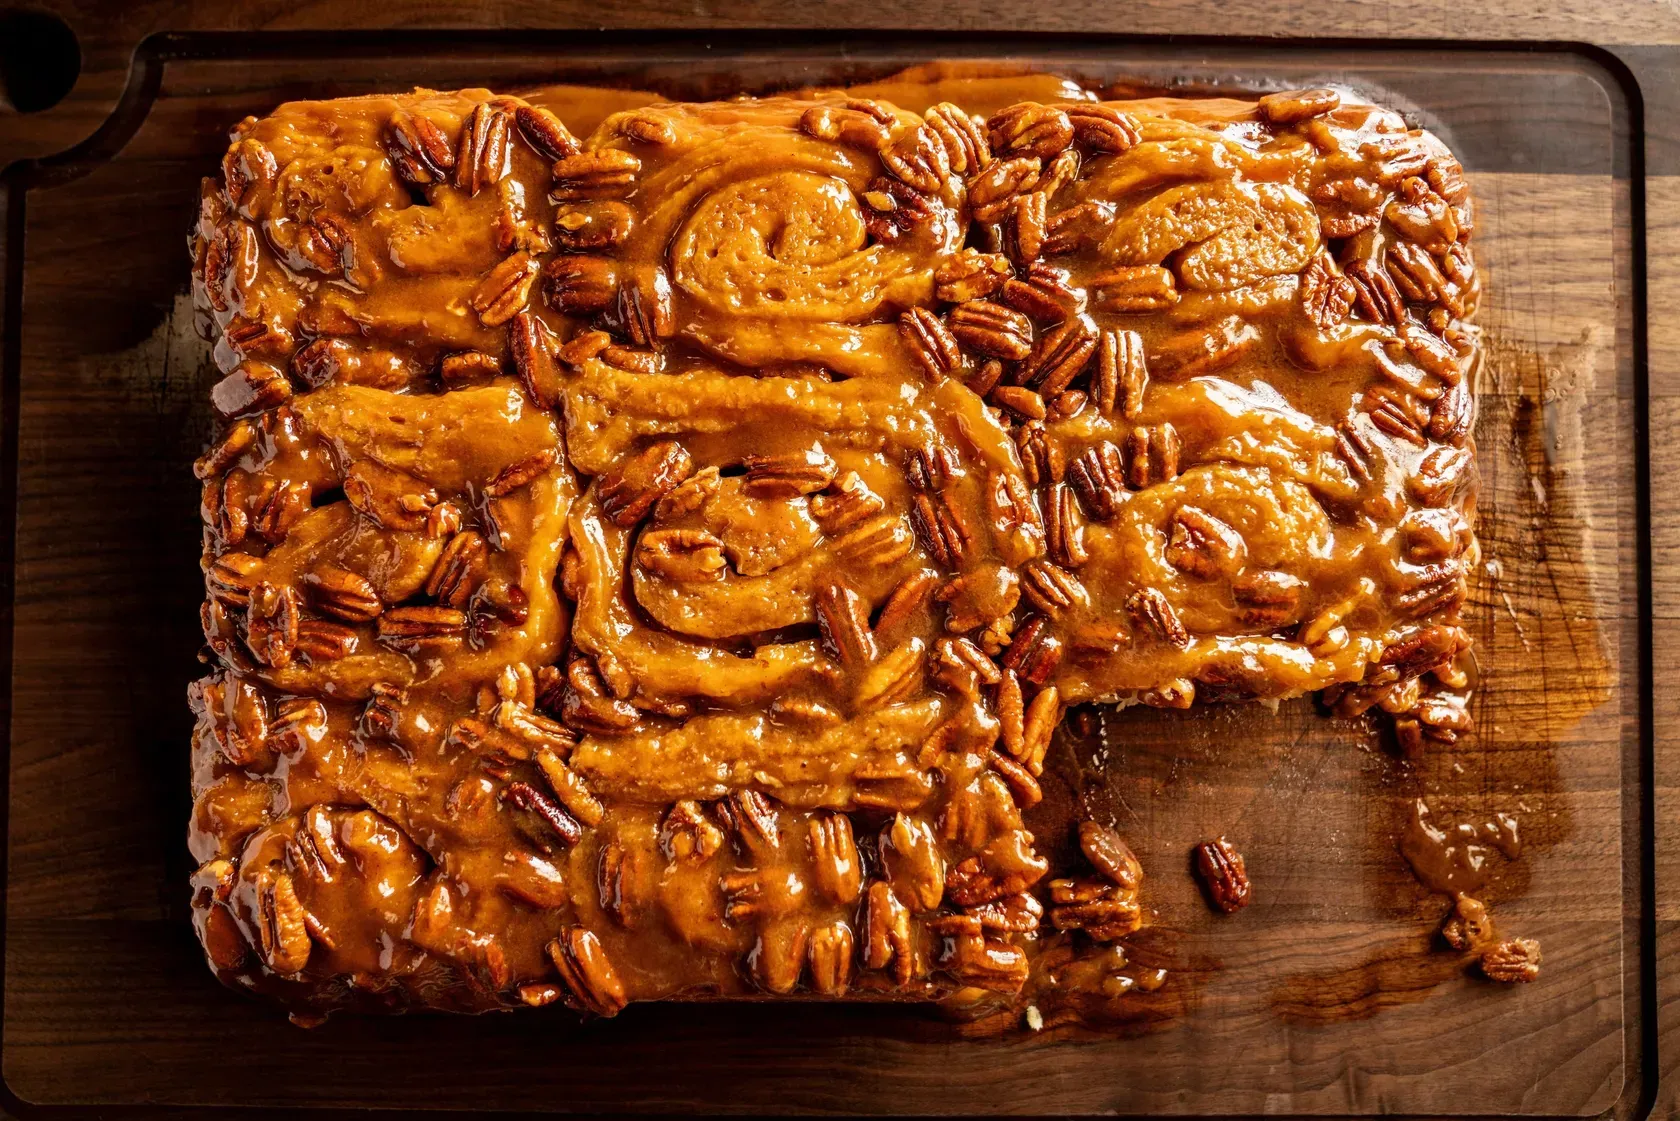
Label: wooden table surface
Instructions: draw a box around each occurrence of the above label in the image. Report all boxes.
[1,2,1676,1118]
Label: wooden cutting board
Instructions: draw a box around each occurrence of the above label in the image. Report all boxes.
[0,20,1665,1121]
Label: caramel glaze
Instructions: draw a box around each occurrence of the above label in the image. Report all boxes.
[186,71,1480,1020]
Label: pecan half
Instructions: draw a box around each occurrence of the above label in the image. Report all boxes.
[636,528,728,582]
[1080,821,1143,890]
[1069,441,1128,521]
[1128,587,1189,648]
[542,254,618,316]
[534,746,603,827]
[807,920,856,996]
[1233,569,1306,628]
[1301,252,1357,328]
[377,605,467,645]
[1020,558,1086,617]
[815,582,877,667]
[967,156,1041,220]
[384,109,455,185]
[808,812,862,904]
[862,880,915,986]
[799,100,894,151]
[948,300,1033,360]
[1048,876,1142,941]
[1044,481,1088,568]
[716,789,781,853]
[552,149,641,201]
[742,448,837,498]
[304,565,381,622]
[547,928,627,1016]
[1258,87,1341,125]
[1480,937,1541,983]
[882,122,952,194]
[1091,265,1178,312]
[245,581,300,668]
[1194,836,1251,913]
[925,102,991,175]
[256,868,313,975]
[901,307,963,377]
[1024,316,1098,397]
[554,200,635,251]
[1164,506,1246,580]
[1093,328,1147,418]
[597,441,693,527]
[513,104,580,160]
[861,175,934,243]
[469,251,538,327]
[988,103,1073,160]
[455,100,512,196]
[211,362,292,419]
[1066,104,1140,152]
[1125,422,1181,488]
[934,249,1012,304]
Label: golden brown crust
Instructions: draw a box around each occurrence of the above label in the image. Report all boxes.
[188,79,1478,1018]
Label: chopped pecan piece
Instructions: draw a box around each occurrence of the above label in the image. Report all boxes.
[503,780,584,847]
[1194,836,1251,913]
[1441,894,1497,952]
[661,799,724,864]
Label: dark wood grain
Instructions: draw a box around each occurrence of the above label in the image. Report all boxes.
[0,33,1653,1121]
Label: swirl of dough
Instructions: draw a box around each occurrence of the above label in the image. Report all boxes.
[1102,179,1321,291]
[673,170,913,320]
[592,100,965,373]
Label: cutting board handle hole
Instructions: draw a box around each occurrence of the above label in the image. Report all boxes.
[0,9,79,114]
